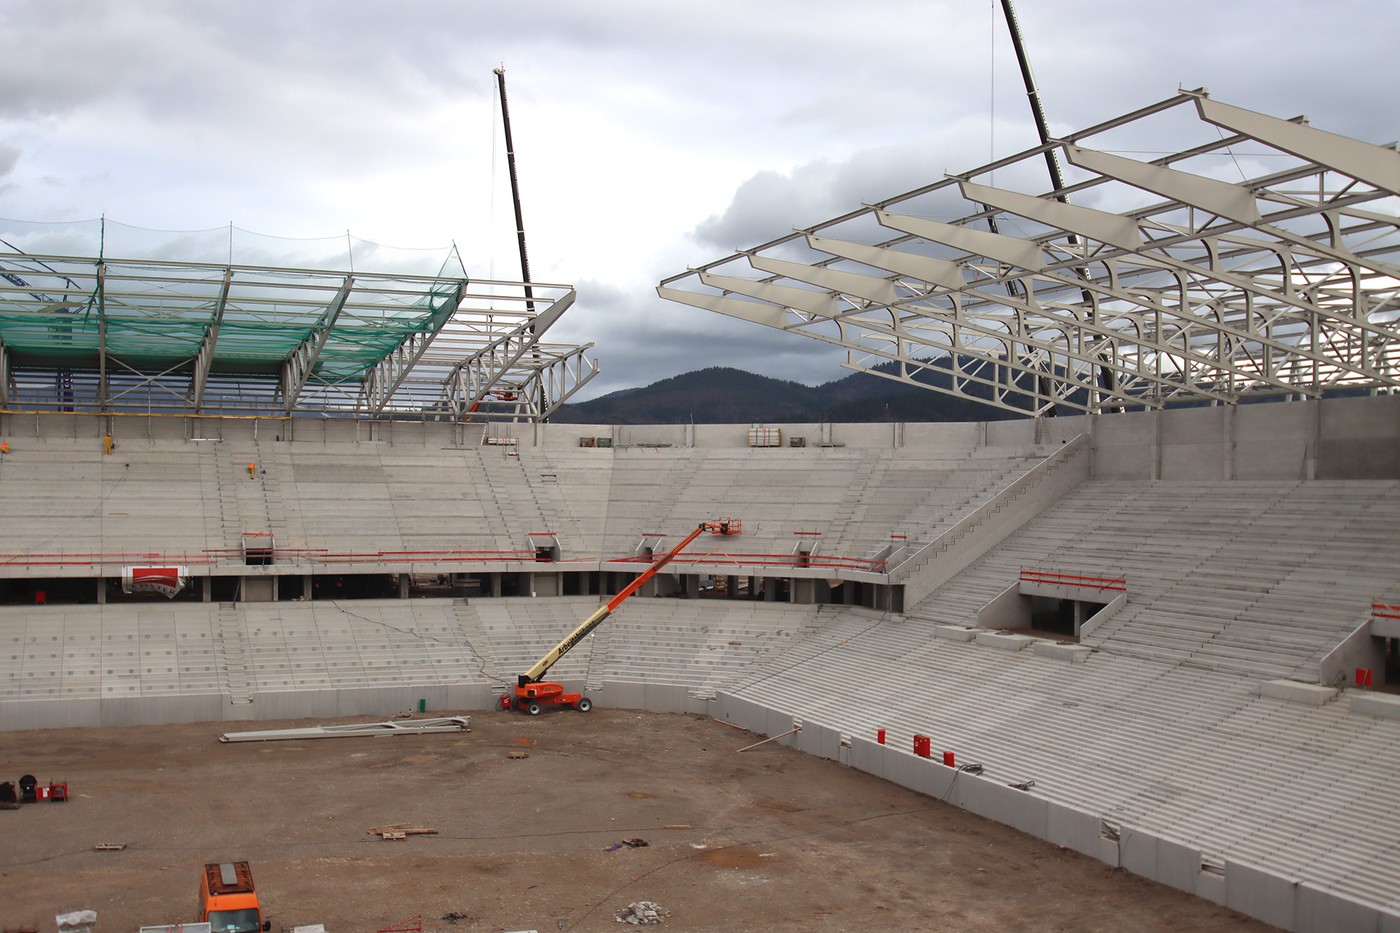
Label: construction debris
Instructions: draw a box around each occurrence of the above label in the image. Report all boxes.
[605,837,649,852]
[93,843,128,851]
[661,824,690,830]
[615,901,669,925]
[507,750,529,759]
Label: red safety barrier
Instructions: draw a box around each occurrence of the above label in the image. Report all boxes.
[1373,601,1400,622]
[1356,667,1374,687]
[607,552,888,573]
[913,735,931,758]
[876,728,886,745]
[943,750,955,768]
[1020,569,1127,593]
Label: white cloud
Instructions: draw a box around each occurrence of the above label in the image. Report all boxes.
[0,0,1394,401]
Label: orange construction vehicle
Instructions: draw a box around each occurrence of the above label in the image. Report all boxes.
[198,861,269,932]
[501,521,720,715]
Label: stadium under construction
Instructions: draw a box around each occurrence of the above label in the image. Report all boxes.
[1,91,1398,931]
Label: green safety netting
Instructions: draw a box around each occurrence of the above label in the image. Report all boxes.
[0,253,466,383]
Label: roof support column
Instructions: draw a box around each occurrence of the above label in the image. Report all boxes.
[192,269,233,414]
[281,275,352,415]
[97,262,108,413]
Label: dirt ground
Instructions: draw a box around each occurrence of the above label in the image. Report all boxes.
[0,708,1273,932]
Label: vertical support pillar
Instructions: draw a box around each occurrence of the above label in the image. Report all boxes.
[490,572,502,598]
[762,578,778,602]
[1307,398,1321,480]
[96,578,107,604]
[726,575,739,600]
[1151,409,1162,481]
[202,577,212,602]
[398,574,410,598]
[1224,404,1236,480]
[685,575,700,599]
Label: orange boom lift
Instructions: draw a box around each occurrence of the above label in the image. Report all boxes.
[502,521,733,714]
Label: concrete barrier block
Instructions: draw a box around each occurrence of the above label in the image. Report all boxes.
[334,687,420,718]
[1196,867,1227,905]
[974,631,1032,651]
[103,694,223,727]
[995,783,1048,838]
[444,683,494,711]
[1045,801,1119,867]
[1226,860,1297,931]
[1295,883,1380,933]
[1352,692,1400,720]
[934,625,975,642]
[600,680,644,710]
[644,683,687,714]
[816,724,841,762]
[956,777,1043,836]
[1255,680,1337,706]
[883,748,925,794]
[1155,837,1201,895]
[766,707,796,743]
[713,692,768,734]
[253,690,338,721]
[1119,825,1159,880]
[684,693,712,716]
[1380,905,1400,933]
[848,737,887,780]
[0,698,101,731]
[1031,641,1093,663]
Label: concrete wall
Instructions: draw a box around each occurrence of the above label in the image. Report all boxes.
[5,395,1396,480]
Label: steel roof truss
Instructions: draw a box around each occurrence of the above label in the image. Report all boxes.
[280,275,352,414]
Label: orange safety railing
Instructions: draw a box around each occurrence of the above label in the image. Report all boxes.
[0,546,888,573]
[1373,601,1400,623]
[609,551,887,573]
[1020,569,1126,593]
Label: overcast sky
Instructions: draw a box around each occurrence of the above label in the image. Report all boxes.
[1,1,1396,399]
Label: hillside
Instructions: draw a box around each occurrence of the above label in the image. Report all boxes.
[551,362,1030,424]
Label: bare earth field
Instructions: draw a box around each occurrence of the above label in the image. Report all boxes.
[0,709,1273,932]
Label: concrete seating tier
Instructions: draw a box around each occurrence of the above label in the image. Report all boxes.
[590,601,823,692]
[906,480,1400,681]
[0,604,221,699]
[721,612,1400,917]
[0,433,1044,570]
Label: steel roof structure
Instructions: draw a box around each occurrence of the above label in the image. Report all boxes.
[659,90,1400,415]
[0,253,597,420]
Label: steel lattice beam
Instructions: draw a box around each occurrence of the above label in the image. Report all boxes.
[658,91,1400,415]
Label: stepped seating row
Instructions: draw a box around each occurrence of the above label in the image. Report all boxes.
[0,434,1036,565]
[724,608,1400,907]
[592,601,824,690]
[905,479,1400,680]
[0,606,224,697]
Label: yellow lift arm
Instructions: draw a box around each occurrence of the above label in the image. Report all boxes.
[518,522,709,687]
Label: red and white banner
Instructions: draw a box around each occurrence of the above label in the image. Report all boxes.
[121,566,187,598]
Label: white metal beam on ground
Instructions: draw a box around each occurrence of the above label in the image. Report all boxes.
[219,716,471,742]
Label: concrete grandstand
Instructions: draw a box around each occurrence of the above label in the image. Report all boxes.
[0,403,1396,932]
[1,90,1399,931]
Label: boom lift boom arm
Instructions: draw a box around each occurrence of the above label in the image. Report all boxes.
[518,522,707,687]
